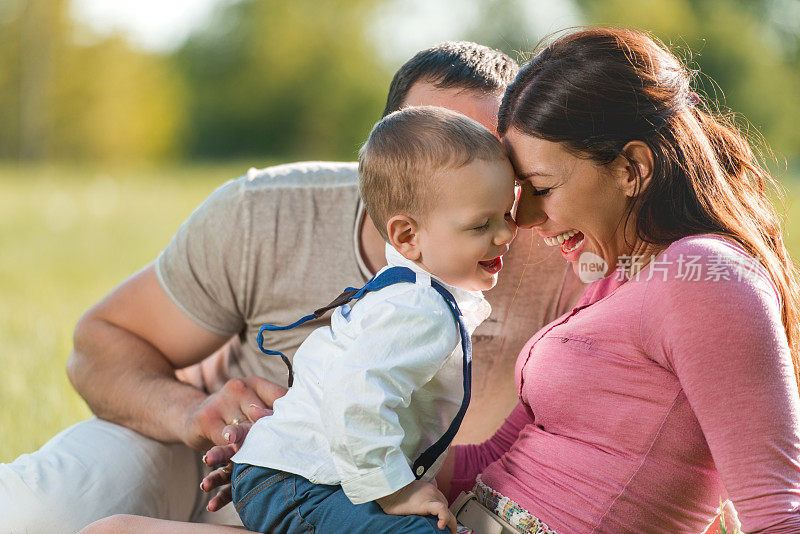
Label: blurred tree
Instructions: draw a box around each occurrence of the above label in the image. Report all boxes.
[572,0,800,162]
[174,0,390,162]
[0,0,186,163]
[463,0,583,61]
[51,36,186,162]
[0,0,52,161]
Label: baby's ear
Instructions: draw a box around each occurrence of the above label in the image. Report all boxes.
[386,214,421,261]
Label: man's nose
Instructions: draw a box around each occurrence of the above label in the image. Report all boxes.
[514,195,547,229]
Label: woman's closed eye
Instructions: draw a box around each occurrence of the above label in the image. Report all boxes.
[531,187,552,197]
[517,179,552,197]
[472,221,490,232]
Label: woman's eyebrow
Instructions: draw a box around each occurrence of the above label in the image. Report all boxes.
[517,170,552,180]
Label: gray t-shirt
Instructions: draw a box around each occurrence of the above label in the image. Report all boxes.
[157,161,369,386]
[156,161,583,438]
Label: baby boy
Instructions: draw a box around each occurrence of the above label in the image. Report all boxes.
[230,106,517,533]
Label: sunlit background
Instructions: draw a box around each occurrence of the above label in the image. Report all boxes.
[2,0,800,460]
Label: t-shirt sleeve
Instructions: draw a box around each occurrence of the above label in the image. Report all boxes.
[640,238,800,533]
[155,177,251,336]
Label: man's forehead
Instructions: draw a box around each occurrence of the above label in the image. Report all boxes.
[402,81,502,135]
[403,82,501,109]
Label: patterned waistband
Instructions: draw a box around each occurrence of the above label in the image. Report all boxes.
[473,475,558,534]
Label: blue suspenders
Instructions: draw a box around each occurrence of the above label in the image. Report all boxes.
[256,266,472,480]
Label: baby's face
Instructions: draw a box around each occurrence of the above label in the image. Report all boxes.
[415,158,518,291]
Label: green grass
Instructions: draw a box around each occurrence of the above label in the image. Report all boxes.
[2,163,800,463]
[0,161,256,461]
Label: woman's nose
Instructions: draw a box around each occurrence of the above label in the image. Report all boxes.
[514,195,547,229]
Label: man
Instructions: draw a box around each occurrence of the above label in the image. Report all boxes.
[0,42,582,532]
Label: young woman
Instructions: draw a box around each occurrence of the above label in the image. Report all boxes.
[442,27,800,533]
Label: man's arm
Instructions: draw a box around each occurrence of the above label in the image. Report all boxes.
[67,263,284,450]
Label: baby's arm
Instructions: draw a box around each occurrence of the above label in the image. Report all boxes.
[376,480,457,533]
[322,289,460,504]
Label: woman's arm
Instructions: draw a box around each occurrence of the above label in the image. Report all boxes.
[441,402,532,501]
[641,241,800,533]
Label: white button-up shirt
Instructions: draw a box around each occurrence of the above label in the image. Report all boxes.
[232,244,491,504]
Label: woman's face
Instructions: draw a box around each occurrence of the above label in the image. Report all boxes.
[503,128,636,278]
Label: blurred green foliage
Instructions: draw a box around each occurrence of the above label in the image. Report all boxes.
[174,0,389,161]
[0,0,798,165]
[0,0,185,162]
[574,0,800,166]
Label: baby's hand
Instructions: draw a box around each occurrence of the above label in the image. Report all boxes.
[376,480,456,533]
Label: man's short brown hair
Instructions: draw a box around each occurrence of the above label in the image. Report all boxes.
[382,42,519,118]
[359,106,507,241]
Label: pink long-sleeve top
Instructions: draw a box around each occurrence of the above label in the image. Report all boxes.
[452,235,800,533]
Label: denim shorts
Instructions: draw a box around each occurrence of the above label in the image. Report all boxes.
[231,463,447,533]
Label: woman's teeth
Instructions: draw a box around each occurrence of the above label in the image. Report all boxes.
[543,230,578,247]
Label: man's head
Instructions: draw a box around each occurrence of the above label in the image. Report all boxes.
[382,42,519,136]
[359,107,517,291]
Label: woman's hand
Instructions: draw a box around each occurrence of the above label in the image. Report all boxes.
[199,402,274,511]
[376,480,457,533]
[199,446,240,512]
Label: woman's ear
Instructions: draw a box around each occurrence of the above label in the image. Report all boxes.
[616,141,654,198]
[386,214,421,261]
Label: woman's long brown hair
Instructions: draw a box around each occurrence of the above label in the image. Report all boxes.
[498,27,800,387]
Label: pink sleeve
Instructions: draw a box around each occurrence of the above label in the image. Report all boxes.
[449,402,532,500]
[641,240,800,533]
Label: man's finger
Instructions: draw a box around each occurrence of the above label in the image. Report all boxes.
[225,383,270,427]
[245,403,273,423]
[222,421,252,445]
[207,485,233,512]
[244,375,288,409]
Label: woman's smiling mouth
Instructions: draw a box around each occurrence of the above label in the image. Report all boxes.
[543,230,585,253]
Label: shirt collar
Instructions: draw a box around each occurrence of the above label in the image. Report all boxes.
[383,243,491,332]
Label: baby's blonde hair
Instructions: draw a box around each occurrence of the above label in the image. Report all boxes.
[359,106,506,241]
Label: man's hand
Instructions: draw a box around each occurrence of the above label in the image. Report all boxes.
[67,264,287,449]
[182,376,284,450]
[376,480,457,533]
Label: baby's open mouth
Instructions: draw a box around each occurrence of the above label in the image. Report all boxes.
[478,256,503,274]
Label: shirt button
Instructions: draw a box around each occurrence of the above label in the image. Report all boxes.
[560,337,569,343]
[416,466,425,476]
